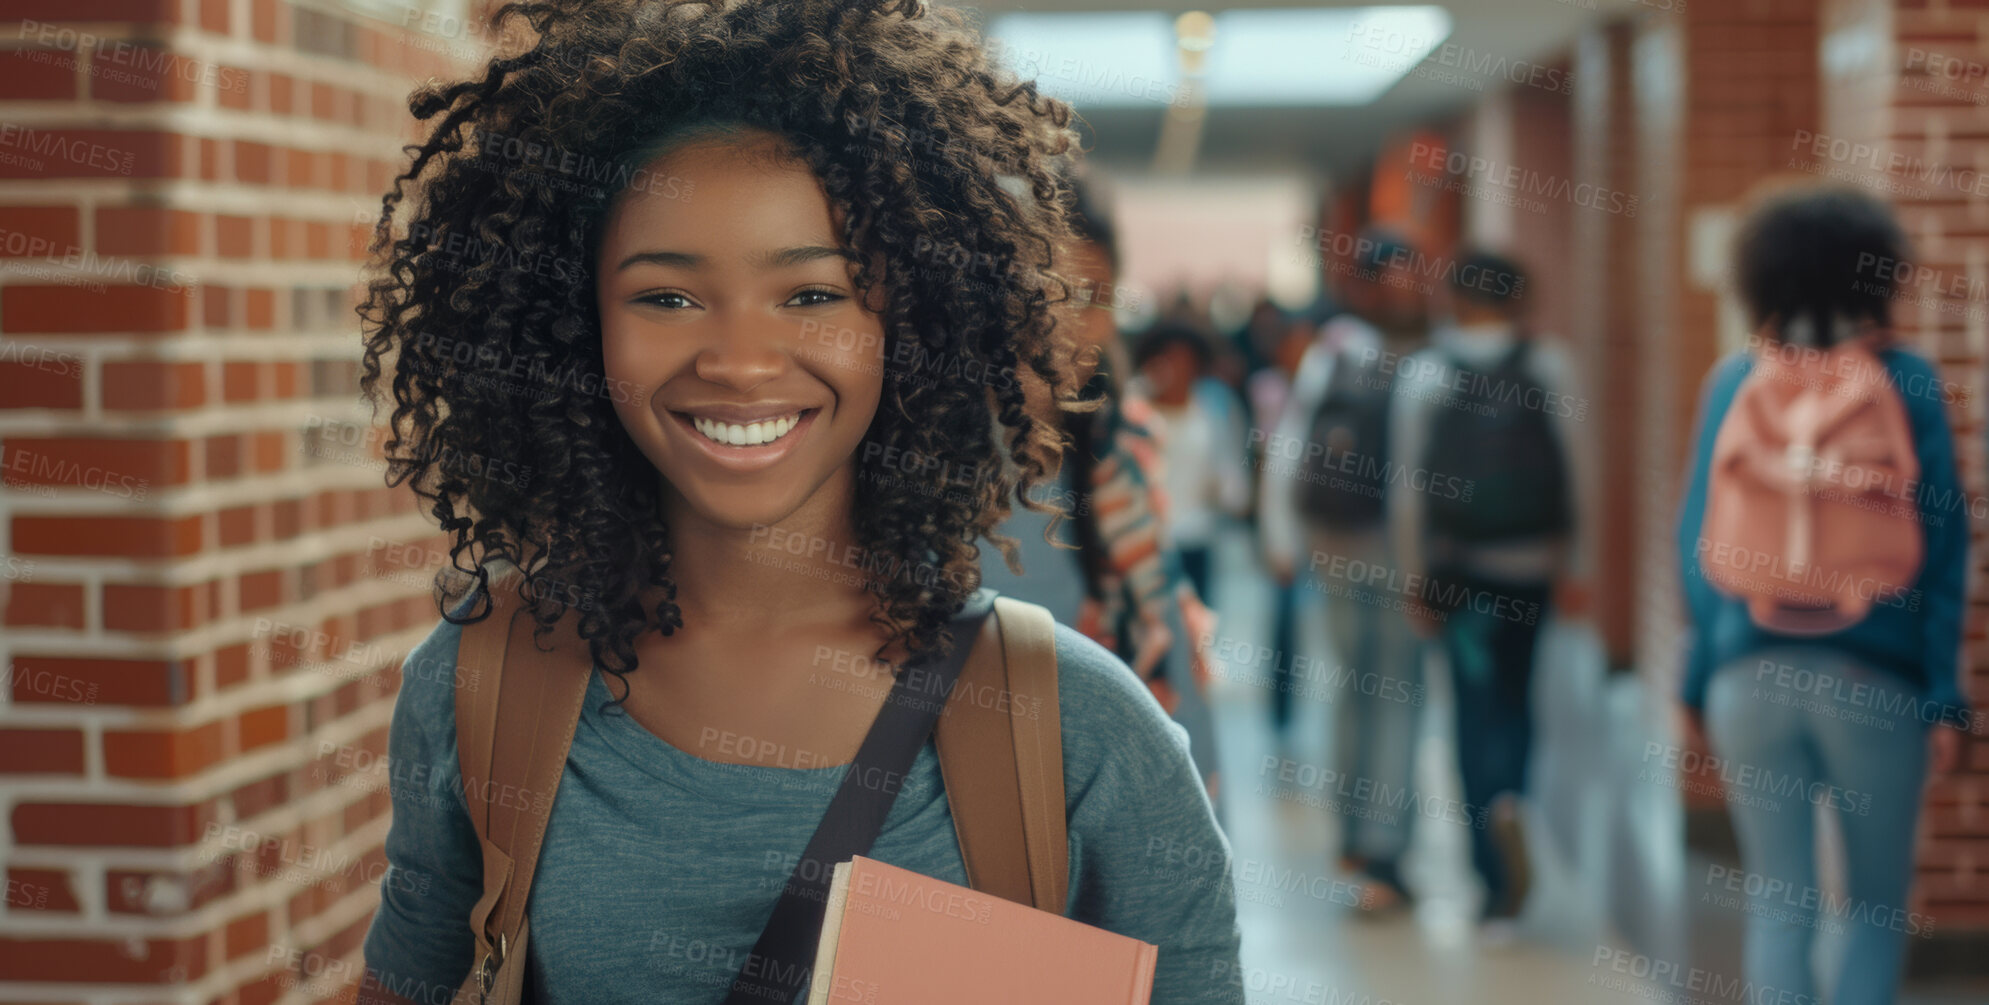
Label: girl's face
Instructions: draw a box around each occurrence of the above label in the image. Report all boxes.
[597,133,886,531]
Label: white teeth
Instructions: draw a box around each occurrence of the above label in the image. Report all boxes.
[691,412,803,447]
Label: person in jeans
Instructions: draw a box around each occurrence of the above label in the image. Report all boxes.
[1676,185,1970,1005]
[1390,248,1586,937]
[1259,229,1432,911]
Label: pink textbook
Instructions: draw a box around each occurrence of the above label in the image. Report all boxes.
[806,856,1158,1004]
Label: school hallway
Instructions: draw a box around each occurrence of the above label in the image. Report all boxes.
[1200,527,1989,1005]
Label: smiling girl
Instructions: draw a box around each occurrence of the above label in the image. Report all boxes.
[355,0,1241,1002]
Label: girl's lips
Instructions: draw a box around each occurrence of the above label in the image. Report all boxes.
[666,407,821,473]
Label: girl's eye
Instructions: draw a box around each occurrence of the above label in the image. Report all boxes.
[635,291,697,310]
[786,287,846,308]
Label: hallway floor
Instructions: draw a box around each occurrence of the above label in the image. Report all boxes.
[1200,528,1989,1005]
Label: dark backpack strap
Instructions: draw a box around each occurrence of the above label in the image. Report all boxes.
[723,591,998,1005]
[453,573,595,1004]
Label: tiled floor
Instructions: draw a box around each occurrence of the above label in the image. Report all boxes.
[1199,528,1989,1005]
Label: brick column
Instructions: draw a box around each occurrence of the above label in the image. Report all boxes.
[1571,22,1641,667]
[0,2,485,1000]
[1816,0,1989,944]
[1629,0,1821,724]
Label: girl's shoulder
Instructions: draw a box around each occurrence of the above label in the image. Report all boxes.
[1047,620,1193,791]
[393,613,475,750]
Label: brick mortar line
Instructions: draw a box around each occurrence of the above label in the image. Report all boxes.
[0,181,404,218]
[0,623,420,781]
[0,396,380,442]
[0,463,400,517]
[0,25,459,102]
[0,509,432,598]
[0,101,417,158]
[0,811,393,949]
[0,704,400,877]
[0,261,385,285]
[0,333,373,369]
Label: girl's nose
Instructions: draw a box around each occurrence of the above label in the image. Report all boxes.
[693,323,788,392]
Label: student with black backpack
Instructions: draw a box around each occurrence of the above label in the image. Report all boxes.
[1259,228,1431,912]
[1388,248,1586,939]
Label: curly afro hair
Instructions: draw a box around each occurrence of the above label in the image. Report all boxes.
[1732,185,1911,347]
[358,0,1088,686]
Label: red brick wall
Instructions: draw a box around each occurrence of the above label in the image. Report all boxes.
[0,1,485,999]
[1570,22,1642,665]
[1820,0,1989,930]
[1631,0,1822,718]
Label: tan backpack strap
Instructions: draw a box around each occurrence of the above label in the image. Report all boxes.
[934,596,1067,915]
[451,574,594,1003]
[995,596,1067,913]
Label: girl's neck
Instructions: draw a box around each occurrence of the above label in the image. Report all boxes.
[658,471,878,632]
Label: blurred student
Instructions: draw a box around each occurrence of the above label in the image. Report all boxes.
[1248,306,1326,734]
[1676,186,1969,1004]
[980,180,1223,794]
[1390,248,1585,936]
[1259,229,1431,910]
[1131,321,1252,603]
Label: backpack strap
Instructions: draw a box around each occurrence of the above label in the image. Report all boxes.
[933,596,1068,914]
[453,574,594,1003]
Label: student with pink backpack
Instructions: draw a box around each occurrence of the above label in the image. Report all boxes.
[1676,185,1971,1005]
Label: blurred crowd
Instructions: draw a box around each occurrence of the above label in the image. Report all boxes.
[987,176,1972,1002]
